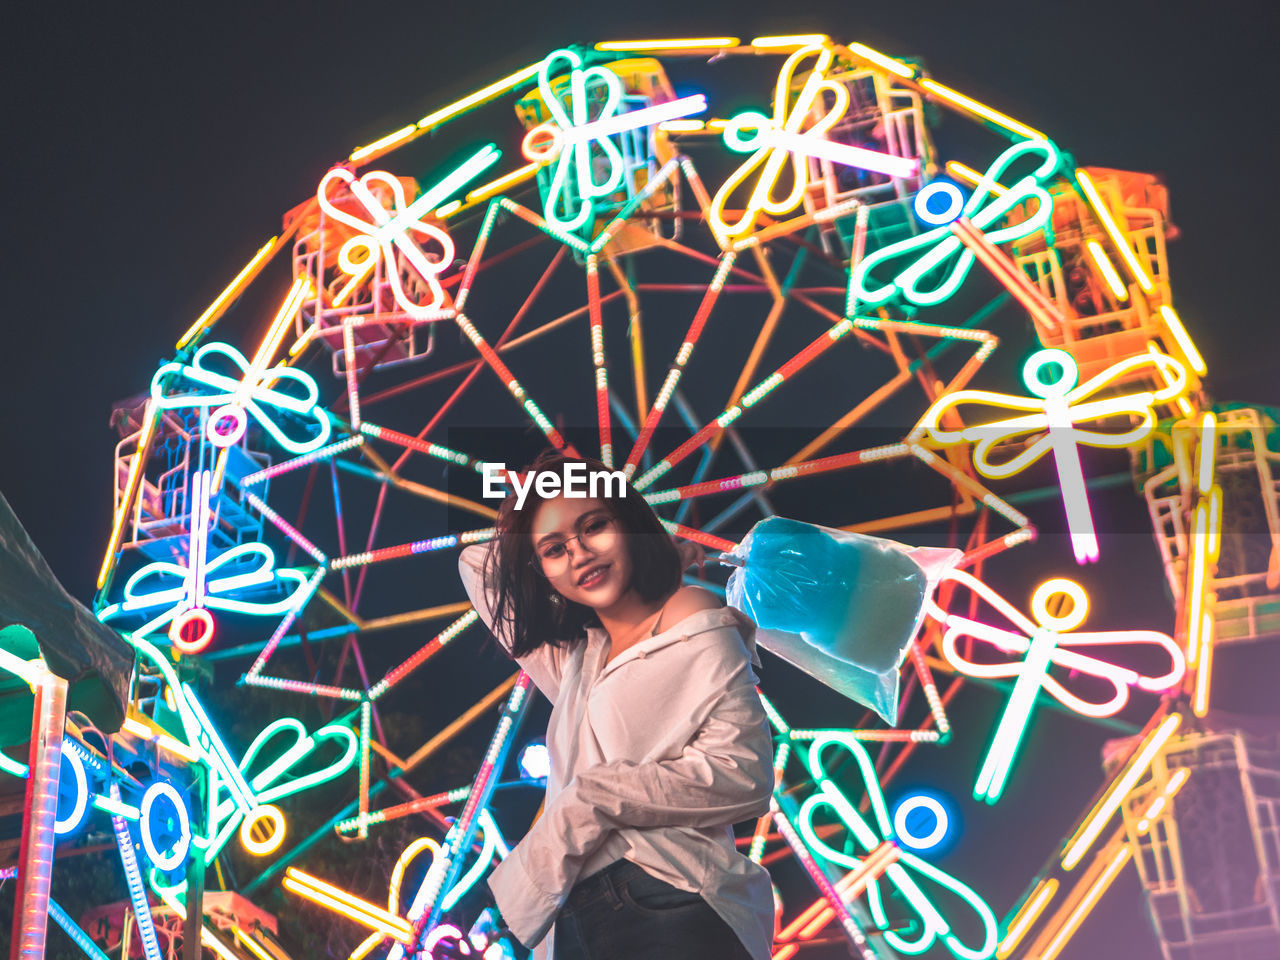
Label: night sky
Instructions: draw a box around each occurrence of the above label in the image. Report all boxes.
[4,1,1278,957]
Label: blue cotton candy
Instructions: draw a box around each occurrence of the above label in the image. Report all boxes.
[723,517,961,725]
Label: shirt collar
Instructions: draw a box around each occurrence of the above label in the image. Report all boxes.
[589,605,762,670]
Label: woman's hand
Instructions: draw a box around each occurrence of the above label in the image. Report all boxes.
[676,539,706,578]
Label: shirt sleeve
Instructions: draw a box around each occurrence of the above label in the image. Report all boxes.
[458,541,565,704]
[485,675,775,948]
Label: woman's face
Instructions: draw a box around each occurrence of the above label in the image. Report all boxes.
[529,495,633,610]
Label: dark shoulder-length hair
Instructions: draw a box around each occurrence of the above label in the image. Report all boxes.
[480,448,683,659]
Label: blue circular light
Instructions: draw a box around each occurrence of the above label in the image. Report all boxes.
[140,781,191,871]
[913,180,965,226]
[891,791,955,853]
[53,745,89,837]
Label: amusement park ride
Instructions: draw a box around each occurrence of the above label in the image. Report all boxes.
[3,31,1278,960]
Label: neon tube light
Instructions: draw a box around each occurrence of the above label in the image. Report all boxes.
[416,63,542,130]
[723,111,919,178]
[1041,847,1131,960]
[595,38,739,50]
[1074,169,1153,292]
[847,42,916,79]
[349,124,417,163]
[175,237,278,350]
[1085,240,1128,301]
[752,34,830,48]
[920,79,1045,140]
[1159,305,1207,375]
[1061,714,1181,869]
[997,878,1058,957]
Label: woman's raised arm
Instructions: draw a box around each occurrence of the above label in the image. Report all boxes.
[458,540,566,704]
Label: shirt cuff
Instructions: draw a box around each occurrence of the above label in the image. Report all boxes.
[486,841,563,949]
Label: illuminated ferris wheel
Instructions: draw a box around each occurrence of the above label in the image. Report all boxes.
[53,30,1280,960]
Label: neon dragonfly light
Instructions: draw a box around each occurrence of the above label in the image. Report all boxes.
[796,733,998,959]
[317,143,501,314]
[150,340,331,454]
[187,687,358,863]
[914,348,1189,564]
[925,570,1184,805]
[521,49,705,233]
[719,66,918,232]
[163,469,216,653]
[710,43,868,242]
[122,638,358,870]
[849,139,1059,309]
[97,540,314,643]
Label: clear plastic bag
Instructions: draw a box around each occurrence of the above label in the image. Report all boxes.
[723,516,962,724]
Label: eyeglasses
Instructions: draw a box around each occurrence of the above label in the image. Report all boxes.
[531,514,619,578]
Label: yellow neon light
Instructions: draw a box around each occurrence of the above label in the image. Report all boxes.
[390,837,441,912]
[240,803,286,856]
[1197,413,1217,494]
[435,200,462,218]
[1194,607,1215,717]
[751,34,830,49]
[944,160,1009,195]
[121,717,201,762]
[349,124,417,163]
[997,878,1058,957]
[232,927,276,960]
[1177,396,1194,418]
[416,62,541,130]
[1159,305,1207,375]
[1085,240,1129,301]
[288,322,321,358]
[200,928,241,960]
[1135,769,1189,833]
[595,38,740,51]
[920,79,1046,140]
[465,162,540,203]
[1061,714,1181,869]
[283,869,412,942]
[249,277,311,376]
[1042,846,1132,960]
[1074,169,1154,293]
[847,42,916,79]
[1187,502,1210,664]
[175,237,278,350]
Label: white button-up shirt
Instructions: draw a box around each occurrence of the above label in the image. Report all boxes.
[459,543,776,960]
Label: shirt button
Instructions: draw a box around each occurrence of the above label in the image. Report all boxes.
[637,651,647,659]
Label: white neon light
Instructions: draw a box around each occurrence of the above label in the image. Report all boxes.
[140,781,191,871]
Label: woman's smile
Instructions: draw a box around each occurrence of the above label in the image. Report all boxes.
[576,564,611,589]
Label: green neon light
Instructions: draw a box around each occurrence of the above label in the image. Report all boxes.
[849,139,1060,311]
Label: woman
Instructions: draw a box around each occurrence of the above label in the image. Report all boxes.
[456,448,776,960]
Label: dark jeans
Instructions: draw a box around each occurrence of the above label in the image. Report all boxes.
[551,858,754,960]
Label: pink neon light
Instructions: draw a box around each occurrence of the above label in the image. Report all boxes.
[929,570,1186,719]
[169,607,215,655]
[208,404,248,447]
